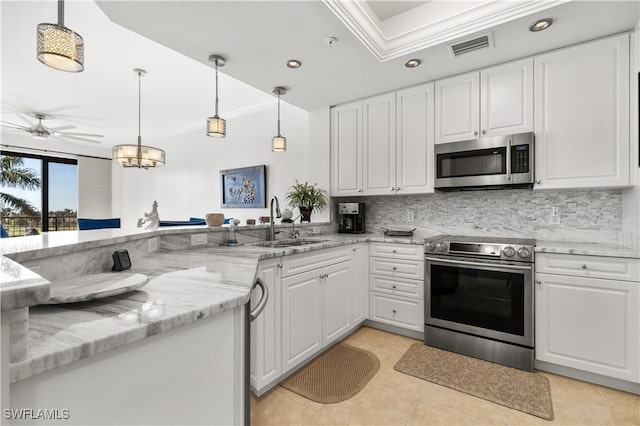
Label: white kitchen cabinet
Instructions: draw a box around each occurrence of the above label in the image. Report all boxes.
[331,83,435,196]
[369,242,425,333]
[331,101,364,196]
[250,258,282,393]
[435,58,533,144]
[281,248,356,374]
[363,92,396,195]
[395,83,435,194]
[534,34,630,189]
[350,243,369,324]
[535,253,639,383]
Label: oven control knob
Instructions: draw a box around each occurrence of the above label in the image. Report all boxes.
[502,246,516,257]
[425,242,436,251]
[436,243,447,252]
[518,247,531,258]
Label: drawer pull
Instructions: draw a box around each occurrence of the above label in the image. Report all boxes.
[581,264,588,269]
[535,280,542,285]
[392,266,397,271]
[392,285,397,289]
[392,309,397,314]
[392,249,397,253]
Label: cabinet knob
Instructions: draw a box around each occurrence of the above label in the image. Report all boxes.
[392,266,397,271]
[473,131,478,136]
[392,310,397,314]
[581,264,588,269]
[535,279,542,285]
[395,187,400,191]
[535,179,541,185]
[392,285,397,289]
[277,264,282,269]
[390,187,395,191]
[482,129,487,135]
[357,188,362,192]
[392,249,397,253]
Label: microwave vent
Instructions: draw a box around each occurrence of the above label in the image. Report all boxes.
[448,33,494,57]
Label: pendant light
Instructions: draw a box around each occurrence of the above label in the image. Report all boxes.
[37,0,84,72]
[113,69,166,169]
[206,55,226,137]
[272,87,286,152]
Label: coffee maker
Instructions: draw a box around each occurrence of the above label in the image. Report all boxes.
[338,202,365,234]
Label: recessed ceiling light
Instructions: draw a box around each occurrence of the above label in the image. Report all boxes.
[529,18,553,32]
[286,59,302,69]
[405,59,421,68]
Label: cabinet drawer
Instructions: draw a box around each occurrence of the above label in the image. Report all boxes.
[369,292,424,331]
[370,257,424,280]
[536,253,640,282]
[369,242,424,261]
[281,247,351,277]
[370,274,423,299]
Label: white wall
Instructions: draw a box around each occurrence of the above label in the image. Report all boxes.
[113,103,314,228]
[622,22,640,243]
[307,107,331,223]
[1,133,113,219]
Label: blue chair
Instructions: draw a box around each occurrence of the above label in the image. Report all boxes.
[1,224,8,238]
[159,217,206,227]
[78,218,121,230]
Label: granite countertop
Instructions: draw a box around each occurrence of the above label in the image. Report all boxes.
[535,240,640,259]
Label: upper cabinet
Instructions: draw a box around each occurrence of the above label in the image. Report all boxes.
[435,58,533,144]
[331,83,435,196]
[331,101,364,196]
[534,34,630,189]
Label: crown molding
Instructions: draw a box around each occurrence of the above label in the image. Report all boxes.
[323,0,569,62]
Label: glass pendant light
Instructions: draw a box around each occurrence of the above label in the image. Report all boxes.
[37,0,84,72]
[272,87,286,152]
[113,69,166,169]
[206,55,226,137]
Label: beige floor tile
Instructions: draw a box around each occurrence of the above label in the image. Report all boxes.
[406,383,512,425]
[539,372,606,408]
[252,386,323,426]
[599,386,640,426]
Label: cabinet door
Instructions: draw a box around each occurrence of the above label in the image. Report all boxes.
[435,72,480,144]
[396,82,435,194]
[282,269,322,373]
[480,58,533,137]
[350,243,369,325]
[534,34,630,189]
[322,261,353,345]
[331,101,364,196]
[250,258,282,392]
[535,272,639,382]
[363,93,397,195]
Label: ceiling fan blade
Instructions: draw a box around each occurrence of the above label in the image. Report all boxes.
[48,125,76,131]
[0,120,30,130]
[55,135,102,144]
[58,132,104,138]
[17,114,36,126]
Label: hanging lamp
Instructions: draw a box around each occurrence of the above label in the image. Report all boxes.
[113,69,166,169]
[272,87,286,152]
[37,0,84,72]
[206,55,226,137]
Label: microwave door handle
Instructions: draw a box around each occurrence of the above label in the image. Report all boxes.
[506,138,512,181]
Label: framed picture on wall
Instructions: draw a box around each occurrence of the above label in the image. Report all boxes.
[220,165,266,208]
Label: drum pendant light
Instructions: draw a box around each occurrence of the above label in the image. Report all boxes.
[272,87,286,152]
[37,0,84,72]
[112,69,166,169]
[206,55,226,137]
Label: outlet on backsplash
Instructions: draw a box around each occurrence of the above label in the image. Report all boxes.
[549,206,561,225]
[407,210,415,222]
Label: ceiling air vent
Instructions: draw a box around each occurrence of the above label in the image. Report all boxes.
[447,32,494,58]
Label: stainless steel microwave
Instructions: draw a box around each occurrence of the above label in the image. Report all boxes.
[434,132,534,191]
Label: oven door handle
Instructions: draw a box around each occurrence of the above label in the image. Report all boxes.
[424,256,532,271]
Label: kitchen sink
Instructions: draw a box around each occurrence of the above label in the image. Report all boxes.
[251,238,332,248]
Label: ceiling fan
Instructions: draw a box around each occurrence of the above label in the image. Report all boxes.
[0,113,104,144]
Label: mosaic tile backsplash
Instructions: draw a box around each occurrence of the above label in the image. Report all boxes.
[334,189,623,244]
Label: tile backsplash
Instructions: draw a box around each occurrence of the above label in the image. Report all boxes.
[334,189,623,243]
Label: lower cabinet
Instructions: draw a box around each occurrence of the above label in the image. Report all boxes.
[369,292,424,331]
[535,253,640,384]
[351,243,369,324]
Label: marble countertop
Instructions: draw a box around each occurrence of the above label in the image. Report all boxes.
[1,257,50,311]
[535,240,640,259]
[10,247,260,383]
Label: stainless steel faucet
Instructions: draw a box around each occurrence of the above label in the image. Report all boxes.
[269,196,282,241]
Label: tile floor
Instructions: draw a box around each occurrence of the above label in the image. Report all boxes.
[251,326,640,426]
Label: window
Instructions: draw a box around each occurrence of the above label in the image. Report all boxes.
[1,151,78,236]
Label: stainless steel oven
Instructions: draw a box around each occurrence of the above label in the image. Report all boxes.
[424,236,535,371]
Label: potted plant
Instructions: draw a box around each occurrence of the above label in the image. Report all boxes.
[285,180,328,222]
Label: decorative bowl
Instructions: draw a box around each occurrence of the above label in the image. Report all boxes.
[205,213,225,226]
